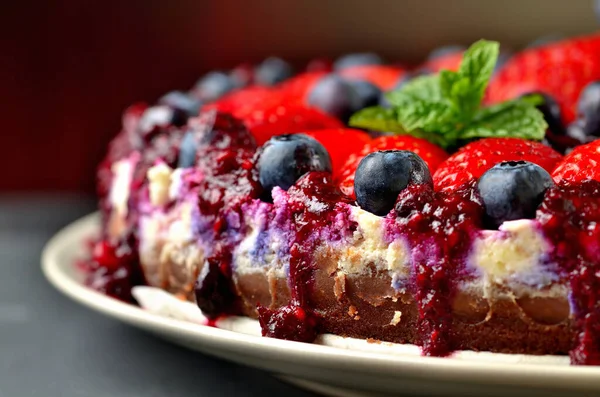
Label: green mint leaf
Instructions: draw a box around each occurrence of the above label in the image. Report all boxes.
[386,74,443,106]
[348,106,450,147]
[454,39,499,116]
[349,106,407,133]
[458,99,548,141]
[395,98,455,133]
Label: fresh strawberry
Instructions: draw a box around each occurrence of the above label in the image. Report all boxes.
[241,103,344,145]
[424,51,463,73]
[487,33,600,124]
[552,139,600,184]
[303,129,371,177]
[338,135,448,198]
[433,138,562,192]
[338,65,406,90]
[203,86,275,116]
[277,71,328,102]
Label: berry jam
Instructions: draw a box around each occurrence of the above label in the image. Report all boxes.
[257,171,356,342]
[537,181,600,365]
[192,112,262,318]
[390,181,483,356]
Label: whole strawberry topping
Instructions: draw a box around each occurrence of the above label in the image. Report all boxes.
[433,138,562,192]
[552,139,600,184]
[487,33,600,124]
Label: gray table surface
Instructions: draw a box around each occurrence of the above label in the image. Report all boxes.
[0,194,316,397]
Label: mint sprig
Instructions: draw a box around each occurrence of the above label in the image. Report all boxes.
[349,39,547,149]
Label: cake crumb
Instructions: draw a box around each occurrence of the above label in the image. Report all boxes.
[391,296,398,303]
[348,305,358,318]
[366,338,382,344]
[390,311,402,326]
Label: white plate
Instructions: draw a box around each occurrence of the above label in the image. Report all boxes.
[42,213,600,397]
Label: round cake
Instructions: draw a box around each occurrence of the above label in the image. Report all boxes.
[86,35,600,365]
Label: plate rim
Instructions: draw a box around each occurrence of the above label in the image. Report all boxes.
[41,212,600,392]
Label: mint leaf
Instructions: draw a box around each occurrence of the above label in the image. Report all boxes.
[349,106,407,133]
[395,98,455,133]
[455,39,499,114]
[459,100,548,141]
[349,106,450,147]
[386,74,443,106]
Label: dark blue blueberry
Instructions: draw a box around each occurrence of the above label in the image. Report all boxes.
[354,150,432,216]
[254,57,293,86]
[178,131,197,168]
[159,91,202,126]
[193,71,235,102]
[427,44,465,61]
[566,120,597,144]
[256,134,332,198]
[333,53,383,71]
[307,75,362,121]
[477,161,554,229]
[347,79,382,108]
[520,91,565,137]
[577,81,600,133]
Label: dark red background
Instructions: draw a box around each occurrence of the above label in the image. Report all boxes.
[1,1,596,192]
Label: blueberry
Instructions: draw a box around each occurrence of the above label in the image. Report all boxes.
[520,91,565,137]
[255,57,293,86]
[354,150,432,216]
[256,134,332,198]
[178,131,197,168]
[427,45,465,60]
[193,71,235,102]
[307,75,362,121]
[347,79,382,108]
[159,91,202,126]
[333,53,383,71]
[577,81,600,136]
[566,120,597,144]
[477,161,554,229]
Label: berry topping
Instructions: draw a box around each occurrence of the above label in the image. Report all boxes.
[570,81,600,141]
[158,91,202,126]
[338,135,448,198]
[347,80,382,109]
[137,106,174,134]
[333,52,383,70]
[307,74,363,121]
[194,257,239,319]
[433,138,562,192]
[303,128,371,176]
[254,57,294,86]
[177,131,197,168]
[354,150,433,216]
[339,65,405,90]
[487,33,600,124]
[193,71,235,102]
[522,92,565,137]
[351,40,548,149]
[256,134,332,198]
[477,161,554,229]
[552,139,600,184]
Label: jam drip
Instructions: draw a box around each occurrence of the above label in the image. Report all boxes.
[392,181,483,356]
[192,112,262,318]
[257,172,355,342]
[538,181,600,365]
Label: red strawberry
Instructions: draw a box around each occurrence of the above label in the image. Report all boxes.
[433,138,563,192]
[277,71,328,102]
[487,33,600,124]
[552,140,600,184]
[338,135,448,198]
[203,86,275,116]
[339,65,406,90]
[424,51,463,73]
[241,103,344,145]
[303,129,371,177]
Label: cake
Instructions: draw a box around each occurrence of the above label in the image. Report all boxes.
[85,36,600,365]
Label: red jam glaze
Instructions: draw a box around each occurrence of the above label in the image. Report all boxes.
[391,181,483,356]
[257,171,356,342]
[537,181,600,365]
[193,112,263,319]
